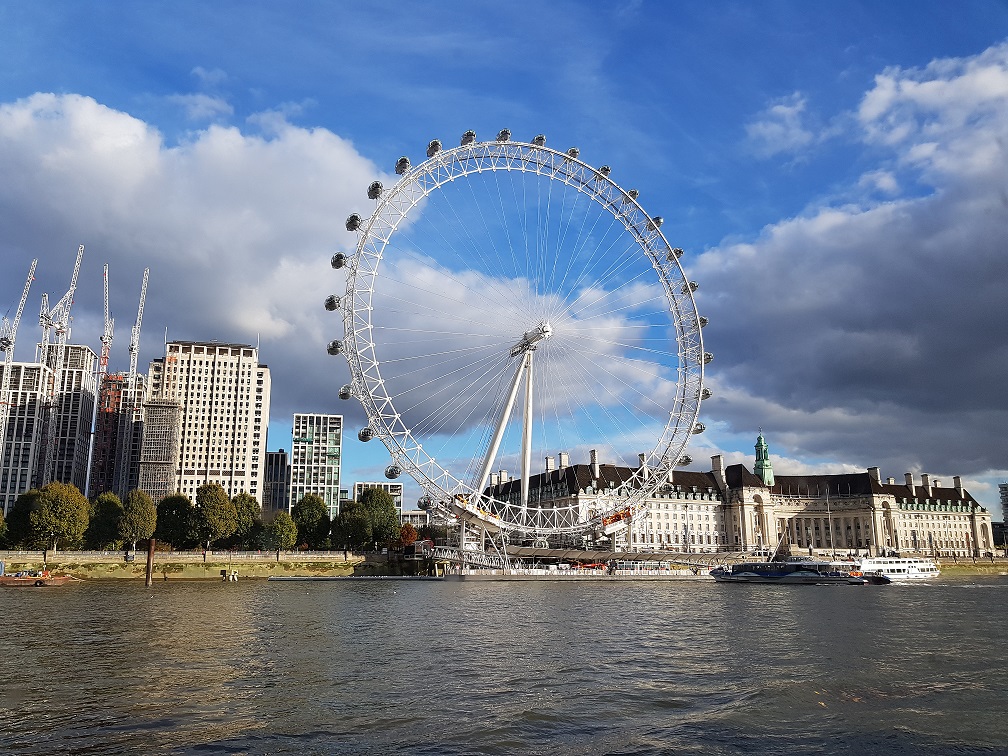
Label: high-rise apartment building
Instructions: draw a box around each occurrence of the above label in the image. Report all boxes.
[144,341,270,503]
[0,362,52,514]
[1000,482,1008,524]
[0,344,97,512]
[353,481,403,514]
[289,414,342,519]
[42,344,96,492]
[263,449,290,519]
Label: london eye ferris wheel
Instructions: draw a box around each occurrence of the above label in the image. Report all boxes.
[327,130,710,543]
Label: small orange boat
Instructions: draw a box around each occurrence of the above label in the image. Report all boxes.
[0,570,71,587]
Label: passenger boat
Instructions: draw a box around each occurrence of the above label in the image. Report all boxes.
[859,556,940,581]
[709,561,868,585]
[0,570,71,587]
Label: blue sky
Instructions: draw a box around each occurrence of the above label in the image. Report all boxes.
[1,1,1007,515]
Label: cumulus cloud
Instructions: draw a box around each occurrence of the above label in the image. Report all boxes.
[0,91,381,440]
[695,43,1008,484]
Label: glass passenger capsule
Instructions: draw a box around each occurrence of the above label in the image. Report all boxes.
[358,427,374,442]
[324,295,340,311]
[460,130,476,146]
[339,385,353,400]
[395,156,411,175]
[345,213,361,232]
[367,181,383,200]
[427,139,442,157]
[330,252,346,269]
[385,465,401,480]
[327,340,343,356]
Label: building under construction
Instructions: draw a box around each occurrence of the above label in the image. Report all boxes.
[137,396,181,504]
[89,372,147,499]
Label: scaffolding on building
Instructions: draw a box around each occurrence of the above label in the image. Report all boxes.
[137,397,181,504]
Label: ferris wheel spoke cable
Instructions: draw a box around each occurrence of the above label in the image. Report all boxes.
[547,236,649,325]
[551,349,653,457]
[560,341,674,417]
[401,348,513,432]
[404,192,531,319]
[405,348,512,437]
[544,193,620,322]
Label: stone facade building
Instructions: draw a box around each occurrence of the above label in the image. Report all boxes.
[487,433,996,557]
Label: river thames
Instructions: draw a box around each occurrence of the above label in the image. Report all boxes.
[1,574,1006,755]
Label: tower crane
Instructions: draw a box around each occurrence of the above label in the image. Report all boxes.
[113,268,148,498]
[84,264,113,496]
[0,258,38,504]
[39,243,84,486]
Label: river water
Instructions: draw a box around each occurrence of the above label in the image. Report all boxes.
[0,574,1006,755]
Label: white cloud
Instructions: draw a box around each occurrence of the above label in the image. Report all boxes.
[166,93,234,122]
[0,91,381,434]
[745,92,815,158]
[694,42,1008,482]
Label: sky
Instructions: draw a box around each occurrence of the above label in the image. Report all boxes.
[1,0,1007,517]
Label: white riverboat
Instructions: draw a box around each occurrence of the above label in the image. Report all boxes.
[859,556,940,581]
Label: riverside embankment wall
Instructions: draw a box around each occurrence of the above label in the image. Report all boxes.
[0,550,364,579]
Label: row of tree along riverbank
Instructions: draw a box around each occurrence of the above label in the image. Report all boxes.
[0,480,431,556]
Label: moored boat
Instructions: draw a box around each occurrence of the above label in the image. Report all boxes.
[0,570,72,587]
[710,561,867,585]
[859,556,939,581]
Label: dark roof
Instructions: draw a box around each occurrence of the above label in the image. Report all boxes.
[772,473,876,497]
[486,463,720,498]
[724,463,765,489]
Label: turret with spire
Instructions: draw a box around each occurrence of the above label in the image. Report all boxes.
[754,428,775,487]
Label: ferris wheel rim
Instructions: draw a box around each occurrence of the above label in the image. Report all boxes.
[339,134,706,536]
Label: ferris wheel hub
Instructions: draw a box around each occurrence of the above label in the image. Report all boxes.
[509,321,552,357]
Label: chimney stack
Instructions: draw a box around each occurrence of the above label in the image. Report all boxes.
[558,452,569,469]
[499,469,509,484]
[953,475,963,495]
[887,477,895,485]
[905,472,915,489]
[712,454,727,490]
[545,455,554,473]
[868,466,881,484]
[590,449,600,481]
[921,473,932,496]
[638,453,649,481]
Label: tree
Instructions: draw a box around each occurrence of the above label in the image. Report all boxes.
[86,492,124,549]
[291,494,330,548]
[120,489,157,551]
[0,506,7,548]
[4,489,39,547]
[400,522,418,547]
[332,503,371,550]
[154,494,196,550]
[227,492,263,549]
[15,482,90,551]
[264,511,298,550]
[194,483,238,550]
[358,488,401,550]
